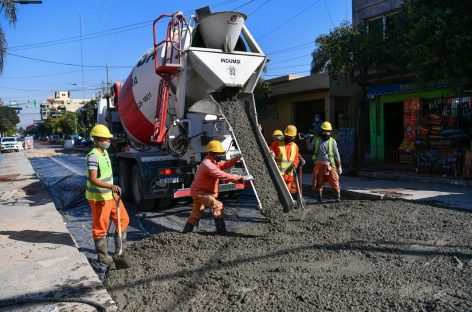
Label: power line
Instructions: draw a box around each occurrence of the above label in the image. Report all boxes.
[8,0,243,51]
[0,69,103,79]
[265,41,313,55]
[6,52,132,69]
[233,0,256,10]
[323,0,335,27]
[269,54,311,64]
[247,0,270,16]
[257,0,322,40]
[267,63,310,70]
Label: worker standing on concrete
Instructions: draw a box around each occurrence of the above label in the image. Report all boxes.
[183,140,245,234]
[309,121,342,202]
[272,125,301,195]
[86,124,129,267]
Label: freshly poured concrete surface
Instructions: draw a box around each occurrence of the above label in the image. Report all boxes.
[0,151,116,311]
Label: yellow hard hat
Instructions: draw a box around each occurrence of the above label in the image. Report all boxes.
[272,129,283,137]
[284,125,297,137]
[207,140,225,153]
[90,124,113,138]
[321,121,332,131]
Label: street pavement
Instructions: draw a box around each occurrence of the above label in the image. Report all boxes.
[0,150,117,312]
[302,171,472,210]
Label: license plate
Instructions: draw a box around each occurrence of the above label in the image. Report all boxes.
[158,177,181,184]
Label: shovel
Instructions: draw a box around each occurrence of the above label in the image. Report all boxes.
[293,166,306,210]
[112,191,131,269]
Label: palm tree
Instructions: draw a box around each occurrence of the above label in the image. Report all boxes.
[0,0,17,72]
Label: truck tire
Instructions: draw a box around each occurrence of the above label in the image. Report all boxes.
[118,161,131,201]
[131,164,155,211]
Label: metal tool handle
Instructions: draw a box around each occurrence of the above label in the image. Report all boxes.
[114,190,123,255]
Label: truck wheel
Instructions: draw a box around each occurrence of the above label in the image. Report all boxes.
[118,161,131,201]
[131,164,155,211]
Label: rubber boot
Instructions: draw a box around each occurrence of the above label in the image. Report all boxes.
[114,231,127,255]
[182,221,194,233]
[336,191,342,203]
[94,237,114,266]
[214,218,227,234]
[317,189,324,203]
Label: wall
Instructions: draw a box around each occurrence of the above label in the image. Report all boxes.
[369,88,456,160]
[352,0,404,25]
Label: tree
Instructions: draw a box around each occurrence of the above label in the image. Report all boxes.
[79,99,96,135]
[399,0,472,90]
[0,106,19,135]
[0,0,17,72]
[253,78,271,116]
[311,22,386,156]
[43,112,79,137]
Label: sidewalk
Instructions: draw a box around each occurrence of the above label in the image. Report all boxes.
[302,171,472,210]
[0,151,116,311]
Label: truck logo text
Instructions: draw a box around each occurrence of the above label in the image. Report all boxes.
[221,58,241,64]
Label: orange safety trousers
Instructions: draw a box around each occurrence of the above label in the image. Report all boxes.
[283,173,298,194]
[88,199,129,239]
[313,162,340,193]
[188,194,223,226]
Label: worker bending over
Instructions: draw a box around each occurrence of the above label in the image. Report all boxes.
[272,125,302,195]
[183,140,246,234]
[309,121,342,202]
[86,124,129,266]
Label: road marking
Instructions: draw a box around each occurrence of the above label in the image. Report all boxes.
[49,157,83,175]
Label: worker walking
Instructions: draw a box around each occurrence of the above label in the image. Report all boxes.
[183,140,245,234]
[271,125,301,195]
[86,124,129,267]
[309,121,342,202]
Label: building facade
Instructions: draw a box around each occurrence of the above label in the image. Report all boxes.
[41,91,87,120]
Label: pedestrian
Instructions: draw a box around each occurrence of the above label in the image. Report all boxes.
[308,121,342,202]
[86,124,129,267]
[272,125,302,196]
[182,140,246,234]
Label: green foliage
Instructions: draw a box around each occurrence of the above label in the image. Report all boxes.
[43,112,78,137]
[253,79,271,115]
[400,0,472,90]
[0,106,20,135]
[0,0,17,72]
[26,123,38,134]
[79,99,96,134]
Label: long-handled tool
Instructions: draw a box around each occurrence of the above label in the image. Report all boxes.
[112,191,131,269]
[293,166,306,210]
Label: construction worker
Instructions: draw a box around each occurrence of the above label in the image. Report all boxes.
[183,140,245,234]
[309,121,342,202]
[86,124,129,267]
[272,125,301,195]
[269,129,284,156]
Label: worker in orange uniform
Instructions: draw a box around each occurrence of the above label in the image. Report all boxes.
[269,129,284,156]
[309,121,342,202]
[272,125,302,196]
[183,140,247,234]
[86,124,129,267]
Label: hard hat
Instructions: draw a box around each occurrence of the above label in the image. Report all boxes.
[284,125,297,137]
[207,140,225,153]
[90,124,113,138]
[272,129,283,137]
[321,121,332,131]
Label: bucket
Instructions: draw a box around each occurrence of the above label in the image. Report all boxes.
[198,11,246,52]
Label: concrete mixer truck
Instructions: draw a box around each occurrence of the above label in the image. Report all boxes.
[101,6,294,212]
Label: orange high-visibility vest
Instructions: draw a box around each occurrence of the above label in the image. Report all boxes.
[275,141,296,176]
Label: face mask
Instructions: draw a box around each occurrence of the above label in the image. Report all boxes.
[321,134,330,141]
[98,141,111,150]
[273,135,283,141]
[214,154,225,162]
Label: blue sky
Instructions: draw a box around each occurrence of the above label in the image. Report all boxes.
[0,0,351,126]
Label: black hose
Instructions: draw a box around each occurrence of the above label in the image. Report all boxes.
[0,297,109,311]
[165,120,189,158]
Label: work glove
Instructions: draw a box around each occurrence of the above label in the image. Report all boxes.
[337,167,343,175]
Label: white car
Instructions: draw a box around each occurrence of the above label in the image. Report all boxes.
[0,137,21,153]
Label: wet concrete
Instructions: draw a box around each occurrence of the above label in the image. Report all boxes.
[216,94,287,227]
[106,200,472,311]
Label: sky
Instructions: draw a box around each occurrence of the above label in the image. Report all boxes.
[0,0,351,127]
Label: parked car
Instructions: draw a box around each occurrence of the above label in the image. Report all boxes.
[1,137,21,153]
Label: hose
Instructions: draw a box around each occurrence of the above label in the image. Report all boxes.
[0,297,109,312]
[165,120,189,158]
